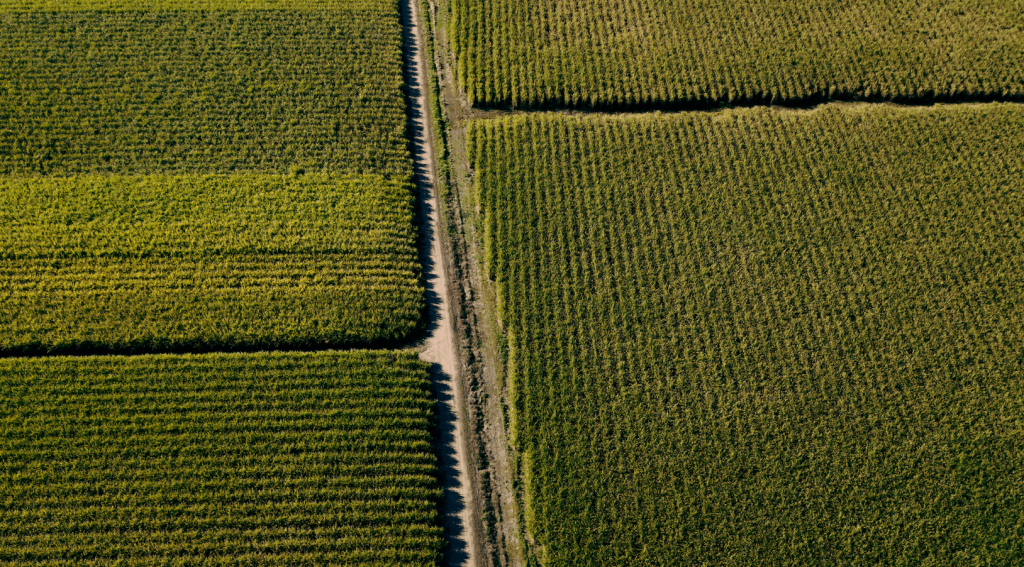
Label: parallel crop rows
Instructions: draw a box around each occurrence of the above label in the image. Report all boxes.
[0,174,416,259]
[0,350,443,566]
[0,173,423,355]
[0,9,408,176]
[450,0,1024,109]
[0,0,385,8]
[0,2,445,565]
[0,0,424,353]
[469,104,1024,565]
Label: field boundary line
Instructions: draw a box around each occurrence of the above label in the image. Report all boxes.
[402,0,483,565]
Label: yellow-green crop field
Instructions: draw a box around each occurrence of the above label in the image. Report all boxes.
[0,1,443,564]
[0,173,422,355]
[450,0,1024,109]
[0,350,443,566]
[469,103,1024,565]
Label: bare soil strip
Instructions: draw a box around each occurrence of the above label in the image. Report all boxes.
[402,0,482,565]
[418,0,533,564]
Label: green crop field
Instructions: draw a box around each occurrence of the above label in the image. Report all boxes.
[468,103,1024,565]
[0,350,442,565]
[0,5,408,176]
[0,0,427,354]
[0,0,445,565]
[450,0,1024,109]
[0,173,422,355]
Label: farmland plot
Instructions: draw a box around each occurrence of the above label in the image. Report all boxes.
[0,0,426,353]
[0,173,423,355]
[0,7,409,176]
[0,350,443,566]
[469,103,1024,565]
[450,0,1024,109]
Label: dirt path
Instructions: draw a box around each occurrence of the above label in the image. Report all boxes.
[402,1,481,566]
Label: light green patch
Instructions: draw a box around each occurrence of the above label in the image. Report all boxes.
[0,173,424,354]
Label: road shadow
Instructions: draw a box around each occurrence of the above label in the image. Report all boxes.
[400,0,474,565]
[402,0,440,342]
[428,361,472,567]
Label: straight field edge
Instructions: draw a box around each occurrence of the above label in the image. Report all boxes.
[403,0,494,565]
[419,0,538,565]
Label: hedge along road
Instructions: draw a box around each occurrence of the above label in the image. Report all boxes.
[402,0,482,565]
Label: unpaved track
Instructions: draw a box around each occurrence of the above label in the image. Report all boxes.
[402,0,481,565]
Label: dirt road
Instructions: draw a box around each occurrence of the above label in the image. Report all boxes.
[402,1,481,565]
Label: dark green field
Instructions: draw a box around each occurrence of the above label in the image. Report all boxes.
[469,103,1024,565]
[0,6,408,176]
[450,0,1024,109]
[1,0,383,7]
[0,350,442,566]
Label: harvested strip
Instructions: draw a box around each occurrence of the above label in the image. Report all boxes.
[0,350,443,566]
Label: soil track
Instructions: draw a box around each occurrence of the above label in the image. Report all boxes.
[401,0,482,565]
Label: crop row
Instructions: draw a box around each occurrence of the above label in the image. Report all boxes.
[0,174,423,355]
[0,1,443,564]
[0,350,443,566]
[0,9,409,176]
[450,0,1024,109]
[467,103,1024,565]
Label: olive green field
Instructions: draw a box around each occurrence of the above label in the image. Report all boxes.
[469,103,1024,566]
[0,350,443,566]
[450,0,1024,109]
